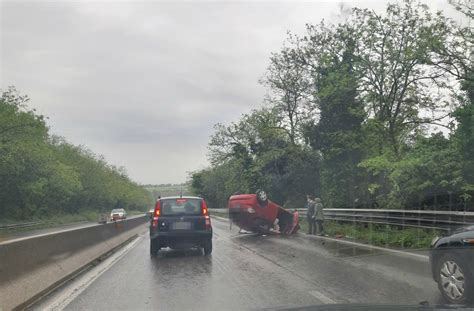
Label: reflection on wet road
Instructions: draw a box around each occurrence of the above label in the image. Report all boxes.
[43,218,443,310]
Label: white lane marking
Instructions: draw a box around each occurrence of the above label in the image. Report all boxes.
[38,235,143,311]
[307,235,429,261]
[309,290,336,304]
[211,215,229,222]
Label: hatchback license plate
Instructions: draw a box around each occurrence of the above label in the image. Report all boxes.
[172,221,191,230]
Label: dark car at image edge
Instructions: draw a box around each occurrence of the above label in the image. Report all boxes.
[430,225,474,305]
[149,196,213,256]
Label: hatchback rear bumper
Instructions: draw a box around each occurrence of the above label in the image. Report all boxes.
[151,230,212,248]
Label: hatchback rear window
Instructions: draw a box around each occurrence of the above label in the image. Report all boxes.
[161,198,202,215]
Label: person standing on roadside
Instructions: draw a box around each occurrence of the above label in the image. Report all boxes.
[314,197,325,235]
[306,195,316,234]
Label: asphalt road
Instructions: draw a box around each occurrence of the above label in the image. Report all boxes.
[34,217,444,310]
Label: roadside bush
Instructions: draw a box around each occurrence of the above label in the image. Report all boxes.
[300,220,439,249]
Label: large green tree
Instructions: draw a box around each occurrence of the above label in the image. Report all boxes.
[300,25,366,208]
[352,0,455,157]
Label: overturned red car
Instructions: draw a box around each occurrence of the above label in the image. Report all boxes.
[227,190,299,234]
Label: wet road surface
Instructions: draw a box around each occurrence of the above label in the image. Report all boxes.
[36,217,443,310]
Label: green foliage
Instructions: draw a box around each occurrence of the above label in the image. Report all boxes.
[300,220,439,249]
[191,0,473,212]
[351,0,455,157]
[360,133,467,208]
[191,162,243,209]
[143,184,190,199]
[452,78,474,190]
[0,87,152,221]
[303,31,366,208]
[192,108,321,208]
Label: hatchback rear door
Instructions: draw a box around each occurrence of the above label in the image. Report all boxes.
[158,198,206,231]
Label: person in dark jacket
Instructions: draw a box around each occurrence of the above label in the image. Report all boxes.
[306,195,316,234]
[314,197,325,235]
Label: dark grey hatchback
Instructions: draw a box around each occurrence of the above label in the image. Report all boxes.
[430,225,474,304]
[149,196,213,257]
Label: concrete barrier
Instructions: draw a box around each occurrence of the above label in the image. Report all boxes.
[0,216,148,310]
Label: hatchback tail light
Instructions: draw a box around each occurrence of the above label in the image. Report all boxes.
[152,200,161,228]
[201,199,209,216]
[201,199,211,230]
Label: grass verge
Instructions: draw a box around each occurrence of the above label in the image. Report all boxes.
[299,219,439,249]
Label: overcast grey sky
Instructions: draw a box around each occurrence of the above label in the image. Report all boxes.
[1,0,458,184]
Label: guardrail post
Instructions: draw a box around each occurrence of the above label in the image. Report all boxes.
[385,212,389,249]
[352,208,356,240]
[464,201,467,224]
[448,191,452,226]
[402,207,406,248]
[417,210,421,230]
[448,192,453,210]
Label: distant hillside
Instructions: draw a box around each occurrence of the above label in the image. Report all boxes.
[143,184,191,199]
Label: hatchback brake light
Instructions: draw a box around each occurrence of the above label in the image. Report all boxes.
[154,200,161,217]
[201,199,211,229]
[152,200,161,228]
[201,199,209,216]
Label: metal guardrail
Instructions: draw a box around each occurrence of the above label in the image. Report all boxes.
[296,208,474,231]
[0,221,42,230]
[209,208,474,231]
